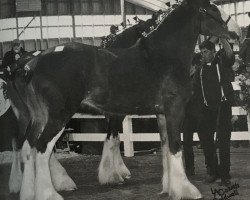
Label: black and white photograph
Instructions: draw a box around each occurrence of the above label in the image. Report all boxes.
[0,0,250,199]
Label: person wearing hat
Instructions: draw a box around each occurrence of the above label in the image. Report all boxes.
[194,37,235,186]
[1,39,26,76]
[0,39,25,151]
[239,13,250,73]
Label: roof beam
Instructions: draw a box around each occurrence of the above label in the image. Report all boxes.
[126,0,170,12]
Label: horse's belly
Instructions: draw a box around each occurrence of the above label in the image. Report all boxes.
[81,90,163,115]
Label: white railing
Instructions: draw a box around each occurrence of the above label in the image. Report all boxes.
[69,105,250,157]
[68,82,250,157]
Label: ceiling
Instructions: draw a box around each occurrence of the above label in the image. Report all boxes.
[126,0,247,12]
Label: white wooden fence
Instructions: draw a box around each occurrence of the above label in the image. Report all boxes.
[68,82,250,157]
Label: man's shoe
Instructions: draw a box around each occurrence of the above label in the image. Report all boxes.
[219,179,231,187]
[204,175,218,183]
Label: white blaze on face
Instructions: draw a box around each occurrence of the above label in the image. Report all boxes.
[218,7,242,38]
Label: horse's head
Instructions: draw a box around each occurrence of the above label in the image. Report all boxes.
[187,0,241,40]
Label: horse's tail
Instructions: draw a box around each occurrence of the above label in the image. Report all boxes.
[7,79,32,150]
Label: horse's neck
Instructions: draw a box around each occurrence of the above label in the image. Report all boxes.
[145,6,200,63]
[110,26,141,48]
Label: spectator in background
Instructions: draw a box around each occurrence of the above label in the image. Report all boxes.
[239,13,250,72]
[0,39,25,151]
[1,39,26,77]
[195,37,235,186]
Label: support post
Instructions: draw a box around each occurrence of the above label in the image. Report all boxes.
[39,11,44,50]
[122,116,134,157]
[70,0,76,40]
[15,14,19,38]
[120,0,126,28]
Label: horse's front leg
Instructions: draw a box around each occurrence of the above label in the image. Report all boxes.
[163,94,202,200]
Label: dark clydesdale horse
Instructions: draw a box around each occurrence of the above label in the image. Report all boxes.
[7,0,240,199]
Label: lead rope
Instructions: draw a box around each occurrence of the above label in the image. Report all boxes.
[216,64,227,101]
[200,66,208,106]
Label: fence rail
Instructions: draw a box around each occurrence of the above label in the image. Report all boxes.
[69,106,250,157]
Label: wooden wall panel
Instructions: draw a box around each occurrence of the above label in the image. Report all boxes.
[24,39,37,52]
[16,0,41,12]
[92,0,103,14]
[73,0,81,15]
[113,0,120,14]
[103,0,114,14]
[0,0,15,18]
[47,38,59,47]
[46,0,58,15]
[80,0,92,15]
[125,2,135,15]
[58,0,70,15]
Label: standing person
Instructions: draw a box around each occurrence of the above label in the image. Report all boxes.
[183,53,203,176]
[196,37,235,186]
[239,13,250,72]
[0,39,25,151]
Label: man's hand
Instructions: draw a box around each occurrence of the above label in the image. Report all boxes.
[15,53,20,60]
[220,38,234,58]
[6,66,12,76]
[231,115,238,124]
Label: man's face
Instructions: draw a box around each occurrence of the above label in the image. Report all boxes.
[200,48,215,64]
[13,45,21,53]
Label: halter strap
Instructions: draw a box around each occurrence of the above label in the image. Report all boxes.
[199,8,230,27]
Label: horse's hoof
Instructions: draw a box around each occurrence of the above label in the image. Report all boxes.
[124,174,131,180]
[54,178,77,191]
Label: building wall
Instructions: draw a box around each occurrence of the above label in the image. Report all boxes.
[0,0,154,59]
[0,0,249,59]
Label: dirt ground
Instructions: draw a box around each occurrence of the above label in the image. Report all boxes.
[0,147,250,200]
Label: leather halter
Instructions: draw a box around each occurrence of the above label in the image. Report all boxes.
[199,7,231,28]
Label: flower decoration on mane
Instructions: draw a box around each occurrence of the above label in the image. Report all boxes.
[235,72,250,110]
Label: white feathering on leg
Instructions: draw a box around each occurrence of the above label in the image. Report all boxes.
[168,151,202,200]
[9,150,23,193]
[114,137,131,180]
[20,140,35,200]
[35,129,65,200]
[50,153,77,191]
[161,143,169,194]
[98,136,130,184]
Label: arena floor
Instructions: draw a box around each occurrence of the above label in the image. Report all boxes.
[0,147,250,200]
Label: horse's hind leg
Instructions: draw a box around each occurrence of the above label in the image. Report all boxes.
[9,104,30,194]
[50,153,77,191]
[20,140,35,200]
[163,92,202,200]
[9,139,23,193]
[98,115,131,185]
[35,121,66,200]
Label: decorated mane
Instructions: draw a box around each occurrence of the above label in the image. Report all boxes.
[142,2,182,37]
[100,2,182,48]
